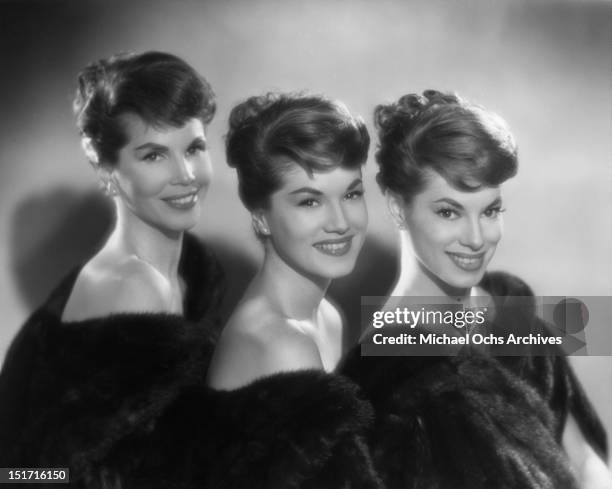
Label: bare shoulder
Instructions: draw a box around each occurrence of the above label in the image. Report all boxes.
[62,257,172,321]
[207,299,323,390]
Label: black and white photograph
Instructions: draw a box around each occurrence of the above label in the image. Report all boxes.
[0,0,611,487]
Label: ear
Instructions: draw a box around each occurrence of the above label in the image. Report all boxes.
[386,191,407,229]
[251,210,271,237]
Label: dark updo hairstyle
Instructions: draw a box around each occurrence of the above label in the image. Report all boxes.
[225,92,370,210]
[374,89,517,203]
[73,51,216,166]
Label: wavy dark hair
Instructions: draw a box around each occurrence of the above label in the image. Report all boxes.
[225,92,370,210]
[74,51,216,166]
[374,89,517,202]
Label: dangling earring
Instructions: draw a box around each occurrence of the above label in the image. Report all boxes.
[386,192,407,232]
[103,180,117,197]
[252,215,270,237]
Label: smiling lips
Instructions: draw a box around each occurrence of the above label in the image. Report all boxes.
[162,190,200,210]
[446,251,486,271]
[313,236,354,256]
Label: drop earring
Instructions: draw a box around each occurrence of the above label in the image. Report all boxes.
[252,215,270,237]
[103,180,117,197]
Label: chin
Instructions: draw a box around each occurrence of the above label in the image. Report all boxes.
[445,271,486,290]
[162,213,200,233]
[322,260,358,280]
[155,220,197,235]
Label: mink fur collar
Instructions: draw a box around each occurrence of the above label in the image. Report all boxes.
[338,270,584,489]
[133,369,382,489]
[339,350,580,489]
[0,233,222,482]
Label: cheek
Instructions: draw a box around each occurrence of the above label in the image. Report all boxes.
[271,209,312,245]
[483,221,503,246]
[409,217,454,251]
[118,166,169,198]
[195,154,213,186]
[347,201,368,232]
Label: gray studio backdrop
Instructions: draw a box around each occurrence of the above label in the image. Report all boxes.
[1,0,611,457]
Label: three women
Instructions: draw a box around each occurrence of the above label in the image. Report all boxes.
[0,49,608,487]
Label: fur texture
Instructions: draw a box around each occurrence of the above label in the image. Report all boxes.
[337,270,610,489]
[340,351,579,489]
[0,234,223,488]
[482,271,608,459]
[117,370,383,489]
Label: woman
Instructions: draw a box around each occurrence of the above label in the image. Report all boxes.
[0,51,223,487]
[208,92,369,387]
[194,93,381,488]
[340,90,609,488]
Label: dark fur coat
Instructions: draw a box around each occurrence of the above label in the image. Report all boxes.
[128,370,383,489]
[481,272,608,460]
[0,234,224,487]
[338,271,608,489]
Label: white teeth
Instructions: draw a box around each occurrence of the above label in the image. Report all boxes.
[455,257,479,265]
[314,240,351,256]
[167,194,197,205]
[448,253,484,271]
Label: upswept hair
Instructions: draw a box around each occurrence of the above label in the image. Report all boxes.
[374,89,517,202]
[73,51,216,166]
[225,92,370,210]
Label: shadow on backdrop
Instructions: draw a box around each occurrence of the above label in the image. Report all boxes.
[11,188,114,313]
[204,237,258,326]
[9,186,259,327]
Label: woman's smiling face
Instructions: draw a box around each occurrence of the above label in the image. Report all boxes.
[109,113,212,234]
[401,170,505,290]
[259,164,368,282]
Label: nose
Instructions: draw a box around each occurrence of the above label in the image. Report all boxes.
[324,202,350,234]
[174,156,196,184]
[460,217,484,250]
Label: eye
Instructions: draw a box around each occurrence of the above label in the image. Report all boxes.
[344,190,364,201]
[298,198,319,208]
[436,208,459,219]
[142,151,164,162]
[186,141,207,156]
[483,206,505,218]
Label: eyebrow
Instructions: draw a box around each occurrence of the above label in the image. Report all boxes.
[433,196,502,209]
[288,178,363,196]
[134,142,168,152]
[133,136,206,152]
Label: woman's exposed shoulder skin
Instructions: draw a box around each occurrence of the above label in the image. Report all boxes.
[207,297,330,391]
[61,254,178,321]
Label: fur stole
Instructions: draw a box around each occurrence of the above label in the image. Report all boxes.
[127,370,383,489]
[339,349,579,489]
[0,234,223,487]
[481,271,608,459]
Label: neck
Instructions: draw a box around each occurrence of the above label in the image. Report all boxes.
[392,231,473,302]
[251,241,330,322]
[107,201,184,279]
